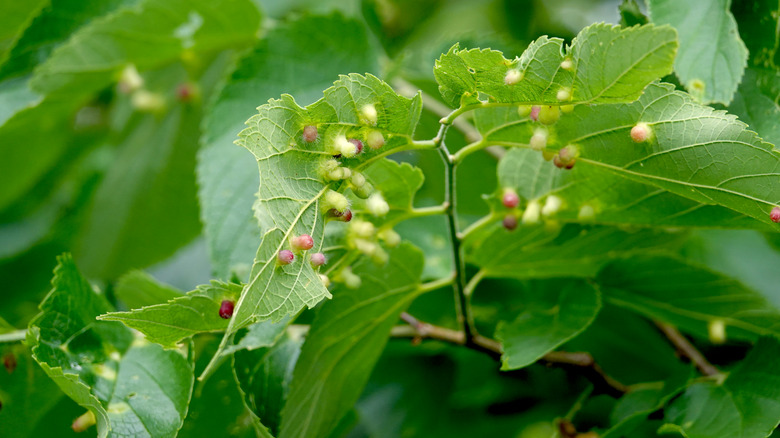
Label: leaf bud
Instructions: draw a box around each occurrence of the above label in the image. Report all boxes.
[351,172,367,188]
[352,181,374,199]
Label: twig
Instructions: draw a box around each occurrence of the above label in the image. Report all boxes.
[396,312,627,397]
[656,322,719,376]
[392,78,505,160]
[0,330,26,343]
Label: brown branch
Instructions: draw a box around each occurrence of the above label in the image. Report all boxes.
[396,312,627,397]
[656,322,719,376]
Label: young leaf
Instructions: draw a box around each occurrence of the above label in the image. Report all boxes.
[29,0,261,96]
[278,243,424,438]
[661,337,780,437]
[598,255,780,341]
[233,332,302,436]
[98,281,243,349]
[647,0,748,104]
[496,279,601,370]
[27,254,194,438]
[199,13,376,279]
[434,23,677,107]
[114,270,182,309]
[495,147,772,230]
[467,223,685,279]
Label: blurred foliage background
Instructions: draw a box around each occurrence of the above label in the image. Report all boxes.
[1,0,779,437]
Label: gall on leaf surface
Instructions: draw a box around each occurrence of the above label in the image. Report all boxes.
[26,254,193,438]
[434,23,677,108]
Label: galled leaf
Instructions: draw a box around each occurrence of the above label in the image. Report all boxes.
[434,23,677,107]
[198,13,376,279]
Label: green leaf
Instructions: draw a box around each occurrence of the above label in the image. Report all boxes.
[114,270,182,309]
[732,0,780,69]
[496,279,601,370]
[598,255,780,341]
[602,374,688,438]
[662,337,780,438]
[29,0,261,96]
[0,96,80,211]
[434,23,677,107]
[550,82,780,228]
[495,147,771,230]
[234,331,302,436]
[0,345,74,438]
[0,0,136,80]
[199,13,377,279]
[278,243,424,438]
[27,254,194,438]
[467,223,685,279]
[0,0,47,67]
[564,304,692,385]
[729,68,780,148]
[228,73,422,329]
[99,281,242,349]
[647,0,748,104]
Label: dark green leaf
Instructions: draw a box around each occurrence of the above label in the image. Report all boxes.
[279,243,424,438]
[496,279,601,370]
[662,337,780,438]
[598,255,780,341]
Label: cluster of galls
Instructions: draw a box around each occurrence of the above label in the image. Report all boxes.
[118,64,198,114]
[500,188,565,231]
